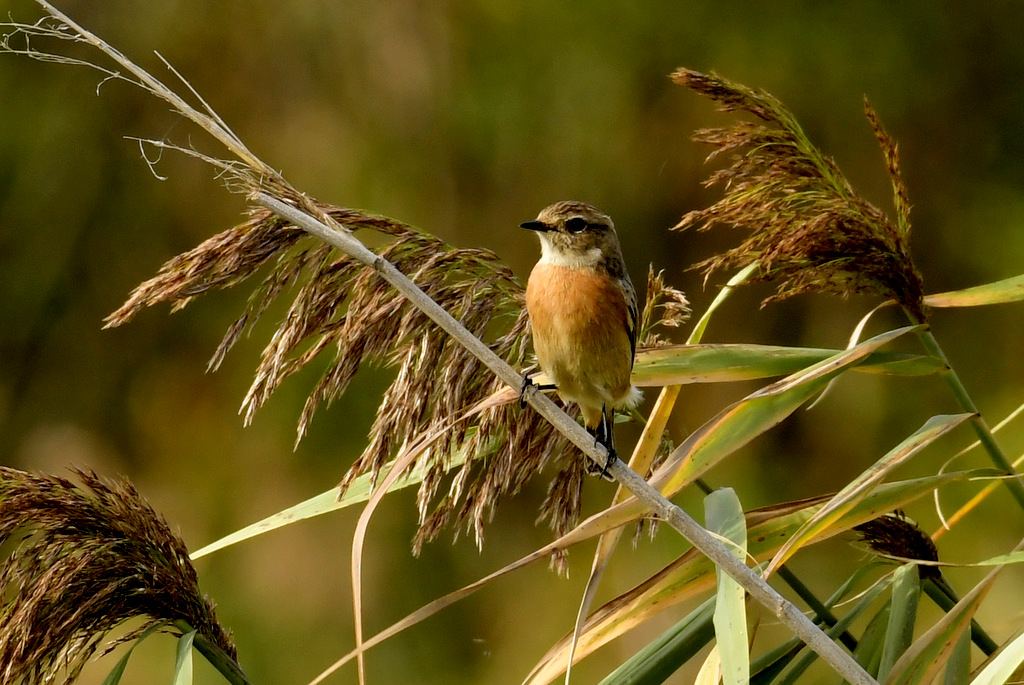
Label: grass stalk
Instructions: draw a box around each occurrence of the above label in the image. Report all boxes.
[258,193,878,685]
[913,325,1024,509]
[6,8,877,679]
[775,567,859,652]
[921,577,998,656]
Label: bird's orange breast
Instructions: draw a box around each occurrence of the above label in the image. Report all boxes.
[525,263,634,412]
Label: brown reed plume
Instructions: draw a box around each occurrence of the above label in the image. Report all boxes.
[672,68,926,321]
[639,266,691,348]
[855,511,940,579]
[5,3,701,552]
[105,205,690,550]
[104,201,585,547]
[0,467,241,683]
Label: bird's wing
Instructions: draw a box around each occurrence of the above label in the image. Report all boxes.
[621,276,638,367]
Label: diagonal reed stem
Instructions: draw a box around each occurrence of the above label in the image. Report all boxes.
[256,193,878,685]
[912,324,1024,509]
[11,4,874,679]
[693,478,859,651]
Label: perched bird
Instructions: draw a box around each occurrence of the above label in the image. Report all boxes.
[521,201,640,475]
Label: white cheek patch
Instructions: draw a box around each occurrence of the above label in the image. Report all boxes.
[539,239,602,269]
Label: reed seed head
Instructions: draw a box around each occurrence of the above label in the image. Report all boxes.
[0,467,237,683]
[672,68,926,321]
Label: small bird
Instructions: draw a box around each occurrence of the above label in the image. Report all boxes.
[520,201,641,476]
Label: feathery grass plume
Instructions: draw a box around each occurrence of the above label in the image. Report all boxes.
[638,266,691,347]
[7,6,698,556]
[672,68,926,322]
[0,467,239,684]
[105,201,586,548]
[854,511,940,579]
[632,266,688,534]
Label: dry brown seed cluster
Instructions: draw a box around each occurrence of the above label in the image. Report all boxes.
[0,467,237,683]
[672,68,925,322]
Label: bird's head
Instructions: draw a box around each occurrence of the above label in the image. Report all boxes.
[520,201,623,269]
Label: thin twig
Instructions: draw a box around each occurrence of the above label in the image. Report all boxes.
[912,324,1024,508]
[30,0,267,173]
[255,194,878,685]
[9,3,877,680]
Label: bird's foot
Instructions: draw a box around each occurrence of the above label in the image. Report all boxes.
[584,422,617,481]
[518,375,532,408]
[518,374,556,408]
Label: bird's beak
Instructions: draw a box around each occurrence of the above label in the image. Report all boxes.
[520,220,551,232]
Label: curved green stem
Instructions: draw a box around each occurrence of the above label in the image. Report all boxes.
[913,325,1024,510]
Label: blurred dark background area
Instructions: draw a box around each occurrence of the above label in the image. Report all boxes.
[3,1,1024,683]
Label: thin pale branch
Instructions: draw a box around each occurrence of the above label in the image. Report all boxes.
[3,7,877,682]
[256,195,878,685]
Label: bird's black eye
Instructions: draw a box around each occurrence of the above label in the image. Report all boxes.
[565,217,588,233]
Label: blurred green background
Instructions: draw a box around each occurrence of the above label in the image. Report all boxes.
[3,1,1024,683]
